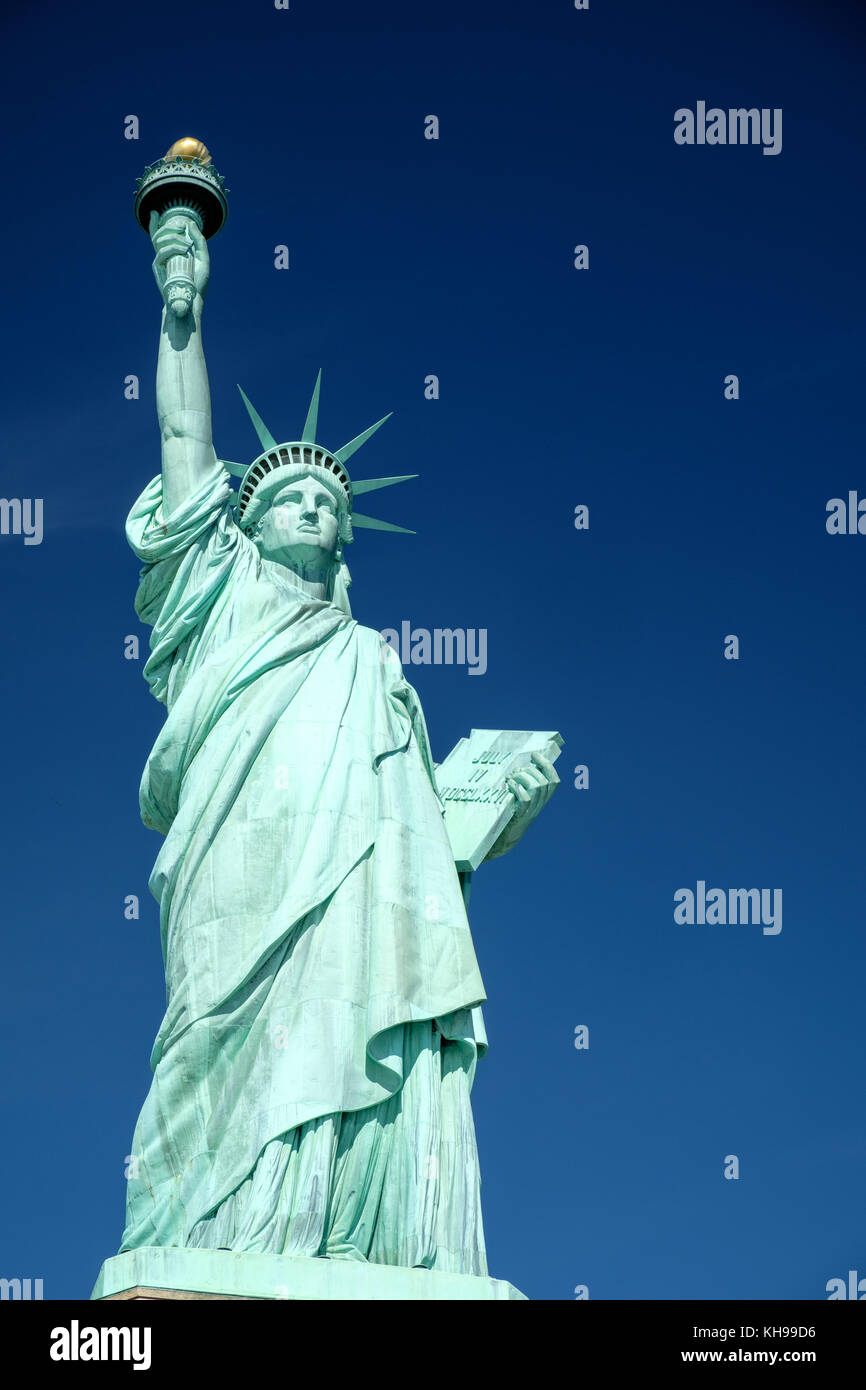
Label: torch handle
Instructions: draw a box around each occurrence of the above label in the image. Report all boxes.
[159,209,200,318]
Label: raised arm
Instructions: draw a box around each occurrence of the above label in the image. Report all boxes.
[149,209,214,519]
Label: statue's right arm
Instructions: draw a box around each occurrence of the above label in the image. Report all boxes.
[151,212,215,520]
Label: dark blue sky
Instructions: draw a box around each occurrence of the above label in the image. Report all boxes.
[1,0,864,1300]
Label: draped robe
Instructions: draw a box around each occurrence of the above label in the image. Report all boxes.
[120,465,489,1274]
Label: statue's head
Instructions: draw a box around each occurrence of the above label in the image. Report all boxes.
[227,374,418,612]
[246,471,350,578]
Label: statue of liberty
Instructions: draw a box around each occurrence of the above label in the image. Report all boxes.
[117,142,559,1287]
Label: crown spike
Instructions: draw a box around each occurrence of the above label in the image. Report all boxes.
[352,512,415,534]
[301,369,322,444]
[351,473,417,497]
[334,413,392,466]
[237,385,277,450]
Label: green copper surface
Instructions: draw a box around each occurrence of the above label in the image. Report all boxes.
[301,368,322,443]
[237,385,277,450]
[97,148,560,1300]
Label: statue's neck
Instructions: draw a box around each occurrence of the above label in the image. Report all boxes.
[286,571,330,602]
[267,557,334,604]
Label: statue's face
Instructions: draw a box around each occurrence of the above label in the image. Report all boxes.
[254,473,341,570]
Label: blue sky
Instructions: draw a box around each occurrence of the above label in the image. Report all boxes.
[1,0,864,1300]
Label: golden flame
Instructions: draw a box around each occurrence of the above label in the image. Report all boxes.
[165,137,212,165]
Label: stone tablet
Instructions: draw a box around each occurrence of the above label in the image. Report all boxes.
[437,729,563,871]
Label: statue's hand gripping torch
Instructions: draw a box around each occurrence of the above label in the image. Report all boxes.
[134,137,228,317]
[150,208,208,317]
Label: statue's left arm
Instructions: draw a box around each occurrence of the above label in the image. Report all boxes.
[482,752,560,861]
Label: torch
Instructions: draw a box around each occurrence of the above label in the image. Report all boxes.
[134,137,228,316]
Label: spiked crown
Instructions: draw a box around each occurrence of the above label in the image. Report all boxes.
[221,371,415,540]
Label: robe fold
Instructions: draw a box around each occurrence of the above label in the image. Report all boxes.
[120,465,489,1272]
